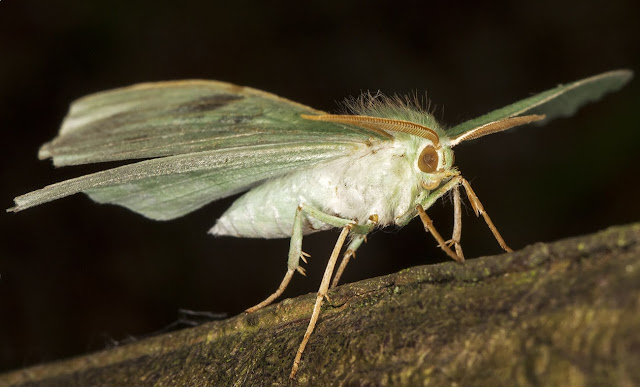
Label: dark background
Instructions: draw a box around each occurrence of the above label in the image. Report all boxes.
[1,0,638,373]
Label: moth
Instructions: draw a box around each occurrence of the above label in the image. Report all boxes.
[9,70,632,378]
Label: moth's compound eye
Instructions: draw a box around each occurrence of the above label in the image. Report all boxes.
[418,145,439,173]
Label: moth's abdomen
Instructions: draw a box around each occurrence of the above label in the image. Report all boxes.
[209,171,328,238]
[209,186,300,239]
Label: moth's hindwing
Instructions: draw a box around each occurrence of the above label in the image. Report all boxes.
[447,70,633,139]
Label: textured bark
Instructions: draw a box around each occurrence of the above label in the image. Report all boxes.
[2,223,640,386]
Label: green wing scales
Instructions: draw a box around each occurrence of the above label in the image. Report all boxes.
[10,80,386,219]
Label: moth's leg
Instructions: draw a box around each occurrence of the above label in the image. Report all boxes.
[394,176,464,261]
[246,204,364,313]
[406,175,465,262]
[290,225,352,379]
[330,233,367,289]
[301,205,376,289]
[245,205,307,313]
[450,184,465,260]
[460,177,513,253]
[417,205,462,262]
[328,214,377,289]
[245,270,295,313]
[301,204,372,233]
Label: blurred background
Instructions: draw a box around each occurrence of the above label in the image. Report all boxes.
[1,0,638,373]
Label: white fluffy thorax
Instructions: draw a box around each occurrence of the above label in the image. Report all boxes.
[299,137,424,226]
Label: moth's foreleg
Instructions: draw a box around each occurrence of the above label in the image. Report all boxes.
[450,185,465,260]
[460,178,513,253]
[290,224,352,379]
[417,205,462,262]
[407,175,465,261]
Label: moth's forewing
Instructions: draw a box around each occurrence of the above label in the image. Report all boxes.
[447,70,633,139]
[41,80,388,166]
[11,81,394,217]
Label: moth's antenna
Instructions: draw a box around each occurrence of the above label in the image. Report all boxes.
[301,114,440,145]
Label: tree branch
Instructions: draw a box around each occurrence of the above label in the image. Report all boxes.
[3,223,640,385]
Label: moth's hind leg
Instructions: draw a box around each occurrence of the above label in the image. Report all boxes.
[245,205,307,313]
[245,269,296,313]
[246,204,370,313]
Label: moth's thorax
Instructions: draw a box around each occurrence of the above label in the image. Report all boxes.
[211,136,453,238]
[309,138,423,226]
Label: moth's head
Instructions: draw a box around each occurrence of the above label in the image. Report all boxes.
[417,143,456,190]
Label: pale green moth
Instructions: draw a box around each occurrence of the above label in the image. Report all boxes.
[8,69,633,378]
